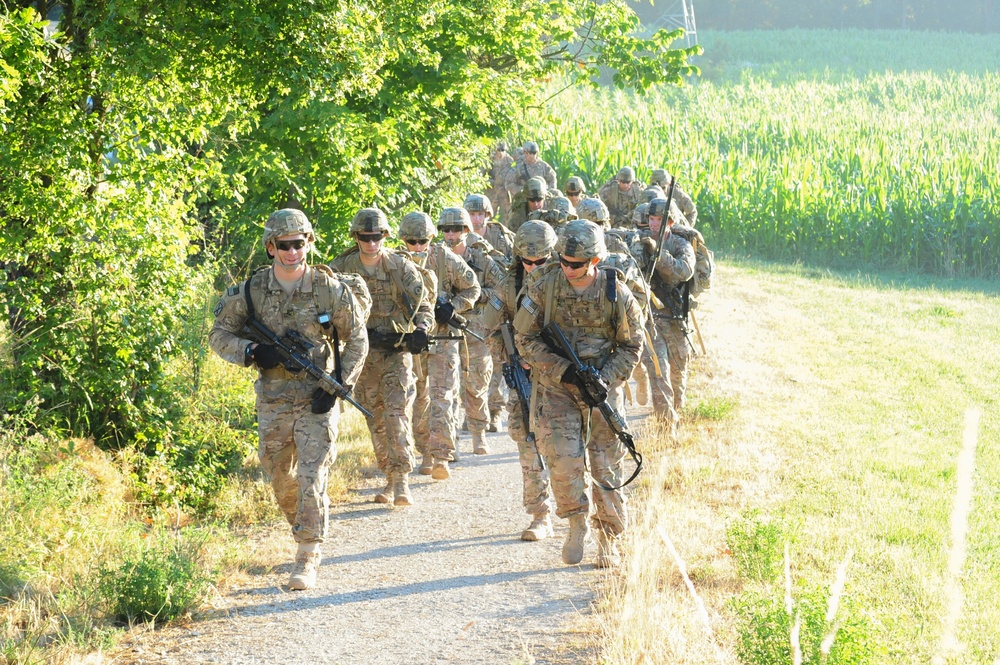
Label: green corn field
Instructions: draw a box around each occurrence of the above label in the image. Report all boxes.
[542,31,1000,277]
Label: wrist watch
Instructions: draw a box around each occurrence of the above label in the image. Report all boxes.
[243,343,255,367]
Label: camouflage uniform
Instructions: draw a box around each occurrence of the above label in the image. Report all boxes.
[503,147,558,203]
[210,210,369,560]
[409,231,480,468]
[649,169,698,227]
[507,177,563,233]
[488,144,516,220]
[514,221,644,566]
[598,179,646,230]
[481,221,559,539]
[329,213,434,492]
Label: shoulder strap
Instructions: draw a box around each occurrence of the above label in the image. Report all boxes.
[543,266,558,327]
[243,278,254,319]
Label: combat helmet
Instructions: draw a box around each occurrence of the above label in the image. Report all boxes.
[525,176,548,201]
[647,197,683,225]
[263,209,314,252]
[399,211,436,240]
[633,202,650,227]
[575,198,610,226]
[616,166,636,183]
[463,194,494,218]
[350,208,391,235]
[556,220,606,261]
[650,169,671,188]
[514,220,558,258]
[438,206,472,230]
[496,140,509,153]
[564,176,586,196]
[641,186,665,204]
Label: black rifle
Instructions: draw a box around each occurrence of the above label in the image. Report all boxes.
[241,317,373,419]
[367,328,469,353]
[539,322,642,490]
[644,174,677,287]
[499,322,542,468]
[435,296,486,342]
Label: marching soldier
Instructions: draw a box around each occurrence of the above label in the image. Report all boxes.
[210,209,369,590]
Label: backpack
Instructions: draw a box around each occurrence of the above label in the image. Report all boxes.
[670,226,714,299]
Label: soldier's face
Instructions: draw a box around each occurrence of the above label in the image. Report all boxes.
[648,215,664,236]
[520,255,549,274]
[617,179,632,192]
[567,192,582,206]
[524,151,538,165]
[356,232,385,256]
[442,227,468,248]
[271,233,308,268]
[468,211,488,230]
[559,254,597,282]
[528,198,544,212]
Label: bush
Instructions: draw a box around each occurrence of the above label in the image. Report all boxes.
[98,533,211,625]
[726,510,786,583]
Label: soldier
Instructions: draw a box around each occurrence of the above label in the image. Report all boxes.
[487,141,515,221]
[440,207,506,456]
[210,209,369,590]
[330,208,435,507]
[575,198,632,257]
[645,197,696,415]
[514,220,644,568]
[507,176,551,233]
[649,168,698,227]
[481,220,558,541]
[400,212,480,480]
[528,195,577,232]
[564,176,587,209]
[503,140,558,205]
[598,167,646,229]
[464,194,515,261]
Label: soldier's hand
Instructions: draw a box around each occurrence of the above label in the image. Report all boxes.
[311,387,337,414]
[406,328,430,354]
[560,365,607,407]
[251,344,283,370]
[435,300,456,324]
[640,237,657,253]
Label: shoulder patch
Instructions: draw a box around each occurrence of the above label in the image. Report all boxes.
[213,299,224,318]
[226,285,240,296]
[488,292,504,311]
[521,294,539,317]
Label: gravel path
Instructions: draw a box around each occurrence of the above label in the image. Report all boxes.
[117,414,652,665]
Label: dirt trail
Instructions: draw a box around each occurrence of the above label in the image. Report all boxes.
[117,413,650,665]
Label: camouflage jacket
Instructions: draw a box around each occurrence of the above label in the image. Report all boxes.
[453,242,505,337]
[513,262,643,388]
[503,159,558,196]
[330,248,434,334]
[209,263,369,389]
[598,180,646,228]
[480,222,515,260]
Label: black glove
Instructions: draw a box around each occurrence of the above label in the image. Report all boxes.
[252,344,283,370]
[311,387,337,414]
[406,328,429,354]
[560,364,608,407]
[435,299,456,324]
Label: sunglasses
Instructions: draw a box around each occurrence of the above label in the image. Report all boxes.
[527,197,544,203]
[274,239,307,251]
[357,233,384,243]
[405,238,430,246]
[440,225,466,234]
[520,256,548,267]
[559,256,589,270]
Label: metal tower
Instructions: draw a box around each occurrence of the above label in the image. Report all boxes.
[647,0,698,48]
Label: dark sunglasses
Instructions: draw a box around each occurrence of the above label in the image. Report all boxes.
[520,256,548,266]
[440,225,466,233]
[527,197,544,203]
[357,233,384,243]
[274,239,307,251]
[559,256,589,270]
[405,238,430,246]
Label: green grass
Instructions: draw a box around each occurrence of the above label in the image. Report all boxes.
[596,259,1000,663]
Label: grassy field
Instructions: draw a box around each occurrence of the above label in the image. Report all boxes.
[592,261,1000,663]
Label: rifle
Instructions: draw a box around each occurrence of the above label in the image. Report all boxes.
[539,322,642,490]
[241,317,373,419]
[644,175,677,287]
[367,328,469,353]
[435,296,486,342]
[499,322,542,468]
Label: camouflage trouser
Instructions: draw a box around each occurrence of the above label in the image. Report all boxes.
[641,321,678,423]
[507,382,552,519]
[355,348,416,475]
[459,336,493,433]
[655,315,691,411]
[487,335,507,413]
[256,379,339,545]
[534,380,629,537]
[413,340,461,461]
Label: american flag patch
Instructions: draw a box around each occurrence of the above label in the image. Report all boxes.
[521,295,538,316]
[488,292,504,311]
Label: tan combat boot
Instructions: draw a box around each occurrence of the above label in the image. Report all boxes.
[562,513,589,565]
[418,452,434,475]
[374,472,394,504]
[487,409,501,432]
[393,472,414,506]
[431,459,451,480]
[521,514,553,542]
[595,530,622,569]
[472,430,489,455]
[288,545,321,590]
